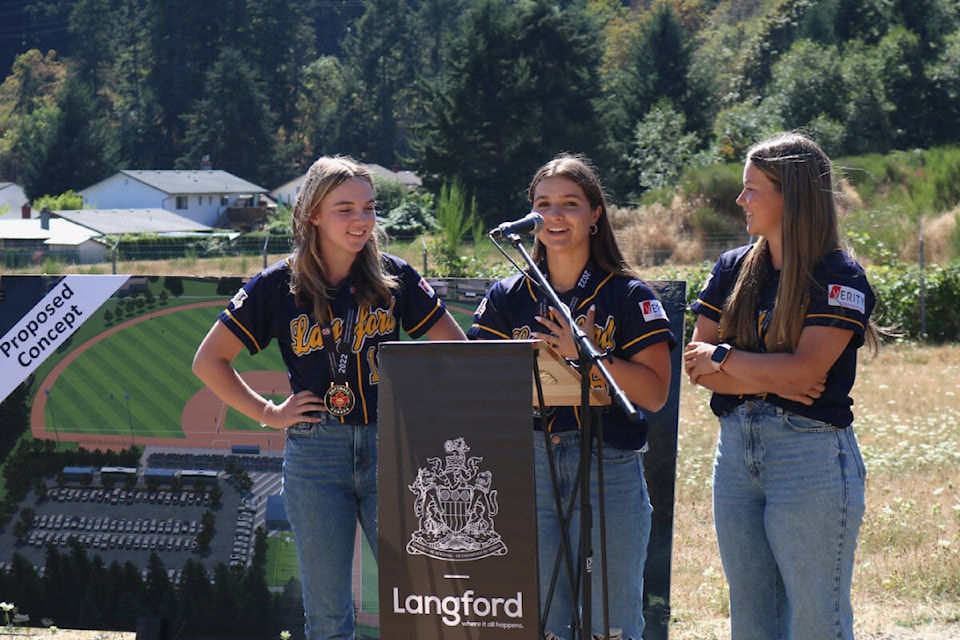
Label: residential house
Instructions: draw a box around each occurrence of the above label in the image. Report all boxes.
[0,182,28,220]
[0,210,107,266]
[270,163,422,207]
[80,170,269,229]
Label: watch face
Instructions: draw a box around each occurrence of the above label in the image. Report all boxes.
[711,345,729,363]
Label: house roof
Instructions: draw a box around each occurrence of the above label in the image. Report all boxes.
[53,208,215,235]
[0,218,102,247]
[364,163,422,189]
[83,169,267,196]
[269,163,422,201]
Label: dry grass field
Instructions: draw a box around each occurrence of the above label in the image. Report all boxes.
[670,342,960,640]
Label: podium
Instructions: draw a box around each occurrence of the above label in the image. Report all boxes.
[378,340,592,639]
[377,280,685,640]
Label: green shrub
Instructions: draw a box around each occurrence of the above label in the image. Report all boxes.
[868,261,960,342]
[381,200,437,238]
[651,259,960,344]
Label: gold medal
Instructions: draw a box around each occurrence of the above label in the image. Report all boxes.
[324,382,355,416]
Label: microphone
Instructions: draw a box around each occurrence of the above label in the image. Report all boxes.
[489,212,544,237]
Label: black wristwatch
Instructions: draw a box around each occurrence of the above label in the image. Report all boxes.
[711,343,732,372]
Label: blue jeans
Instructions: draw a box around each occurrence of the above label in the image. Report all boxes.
[282,418,378,640]
[713,401,866,640]
[533,431,652,640]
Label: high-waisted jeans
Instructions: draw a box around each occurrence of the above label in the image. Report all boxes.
[533,431,652,640]
[713,400,866,640]
[282,418,378,640]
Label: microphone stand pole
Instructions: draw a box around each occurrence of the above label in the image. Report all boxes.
[499,231,638,640]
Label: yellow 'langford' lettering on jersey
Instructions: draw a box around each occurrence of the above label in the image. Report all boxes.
[289,302,397,357]
[587,315,615,391]
[353,301,397,351]
[290,314,323,356]
[590,315,615,352]
[511,325,535,340]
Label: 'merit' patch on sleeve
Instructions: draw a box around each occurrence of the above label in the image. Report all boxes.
[640,299,668,322]
[827,284,866,314]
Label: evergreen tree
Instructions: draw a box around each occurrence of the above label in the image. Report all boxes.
[241,0,315,134]
[238,528,273,635]
[412,0,604,224]
[147,0,242,165]
[20,75,118,201]
[602,1,708,195]
[177,559,215,633]
[211,563,243,636]
[292,56,350,166]
[177,47,278,186]
[339,0,424,164]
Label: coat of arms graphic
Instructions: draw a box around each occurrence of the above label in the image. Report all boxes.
[406,437,508,561]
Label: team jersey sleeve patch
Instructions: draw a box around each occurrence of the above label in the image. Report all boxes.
[417,277,436,298]
[640,298,668,322]
[230,288,248,309]
[827,284,866,314]
[473,297,488,318]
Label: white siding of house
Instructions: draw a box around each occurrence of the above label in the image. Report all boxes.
[82,174,235,227]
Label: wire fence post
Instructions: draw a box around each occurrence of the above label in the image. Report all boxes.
[919,220,926,338]
[421,235,428,277]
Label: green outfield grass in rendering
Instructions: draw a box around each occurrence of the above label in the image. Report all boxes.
[33,275,475,440]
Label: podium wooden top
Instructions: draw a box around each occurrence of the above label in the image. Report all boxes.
[531,340,610,407]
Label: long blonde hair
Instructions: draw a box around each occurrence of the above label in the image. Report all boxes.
[289,156,398,322]
[528,153,639,279]
[720,132,841,352]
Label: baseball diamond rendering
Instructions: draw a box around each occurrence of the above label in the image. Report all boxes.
[1,275,401,637]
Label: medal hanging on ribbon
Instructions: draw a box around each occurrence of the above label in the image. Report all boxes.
[320,306,357,417]
[324,382,355,416]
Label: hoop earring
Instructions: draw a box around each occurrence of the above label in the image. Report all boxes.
[590,224,598,236]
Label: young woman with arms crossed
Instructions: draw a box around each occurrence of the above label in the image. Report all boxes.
[685,132,878,640]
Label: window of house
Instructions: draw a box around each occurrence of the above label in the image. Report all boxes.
[175,196,188,209]
[221,196,228,206]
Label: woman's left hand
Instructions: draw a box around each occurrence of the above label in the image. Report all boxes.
[684,341,719,384]
[533,305,596,360]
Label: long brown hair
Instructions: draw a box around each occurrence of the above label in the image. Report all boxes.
[289,156,398,322]
[528,153,639,279]
[720,132,878,352]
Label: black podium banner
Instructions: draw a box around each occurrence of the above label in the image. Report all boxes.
[378,340,541,640]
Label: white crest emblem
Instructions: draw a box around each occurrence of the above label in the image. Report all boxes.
[230,288,248,309]
[406,437,507,561]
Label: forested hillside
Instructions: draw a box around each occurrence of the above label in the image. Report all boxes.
[1,0,958,225]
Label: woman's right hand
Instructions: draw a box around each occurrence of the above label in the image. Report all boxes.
[262,390,327,429]
[777,378,826,406]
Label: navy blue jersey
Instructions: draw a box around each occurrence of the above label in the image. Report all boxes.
[468,262,676,451]
[218,253,447,424]
[690,244,875,426]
